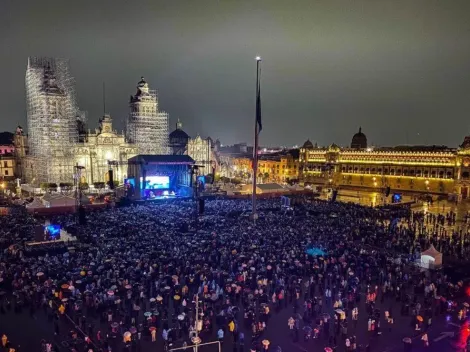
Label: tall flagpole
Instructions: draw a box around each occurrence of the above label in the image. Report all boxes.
[252,56,262,219]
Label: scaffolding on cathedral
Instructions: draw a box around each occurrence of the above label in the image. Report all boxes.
[25,57,79,184]
[127,77,169,155]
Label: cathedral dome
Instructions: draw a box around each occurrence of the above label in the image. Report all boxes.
[302,139,314,149]
[169,119,189,140]
[351,127,367,149]
[169,129,189,140]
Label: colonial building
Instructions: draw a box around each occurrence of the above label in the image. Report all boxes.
[227,150,300,184]
[22,58,172,186]
[24,57,78,184]
[75,114,138,184]
[169,121,218,177]
[126,77,169,155]
[169,120,190,155]
[300,128,470,199]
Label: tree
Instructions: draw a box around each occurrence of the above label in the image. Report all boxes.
[264,172,270,183]
[40,183,49,192]
[79,182,89,191]
[59,182,73,193]
[93,182,105,193]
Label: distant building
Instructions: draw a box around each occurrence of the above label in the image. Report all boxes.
[299,128,470,198]
[126,77,169,155]
[24,57,78,184]
[74,114,138,184]
[168,120,218,177]
[21,59,173,186]
[351,127,367,149]
[226,149,300,184]
[0,131,16,180]
[169,119,190,155]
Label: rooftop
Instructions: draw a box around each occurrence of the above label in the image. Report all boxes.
[129,154,195,164]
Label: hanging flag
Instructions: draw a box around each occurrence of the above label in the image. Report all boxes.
[256,64,262,133]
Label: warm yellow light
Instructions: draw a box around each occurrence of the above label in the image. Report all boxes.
[425,180,429,185]
[372,177,376,181]
[374,182,377,186]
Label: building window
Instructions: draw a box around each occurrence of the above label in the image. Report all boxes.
[446,171,452,178]
[3,161,6,168]
[4,170,8,176]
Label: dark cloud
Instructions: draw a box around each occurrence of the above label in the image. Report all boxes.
[1,0,470,147]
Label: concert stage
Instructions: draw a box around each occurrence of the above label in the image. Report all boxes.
[126,155,195,200]
[25,222,78,252]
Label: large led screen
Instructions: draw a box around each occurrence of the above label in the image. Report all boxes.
[140,176,170,190]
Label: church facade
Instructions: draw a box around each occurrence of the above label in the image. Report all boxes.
[74,115,138,184]
[21,57,167,186]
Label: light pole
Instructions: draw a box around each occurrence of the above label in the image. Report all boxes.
[74,164,85,224]
[251,56,262,220]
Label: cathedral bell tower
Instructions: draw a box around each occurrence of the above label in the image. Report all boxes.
[99,114,113,133]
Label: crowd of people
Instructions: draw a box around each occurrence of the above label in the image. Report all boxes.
[0,197,469,352]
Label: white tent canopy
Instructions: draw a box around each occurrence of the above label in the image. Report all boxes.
[420,245,442,269]
[25,197,45,209]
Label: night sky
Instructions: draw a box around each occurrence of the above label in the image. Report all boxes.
[1,0,470,148]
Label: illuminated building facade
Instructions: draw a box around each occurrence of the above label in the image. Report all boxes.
[74,114,138,184]
[169,121,218,176]
[126,77,169,155]
[22,59,173,186]
[228,150,300,183]
[300,129,470,199]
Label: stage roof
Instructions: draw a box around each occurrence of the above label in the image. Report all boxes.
[129,154,195,165]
